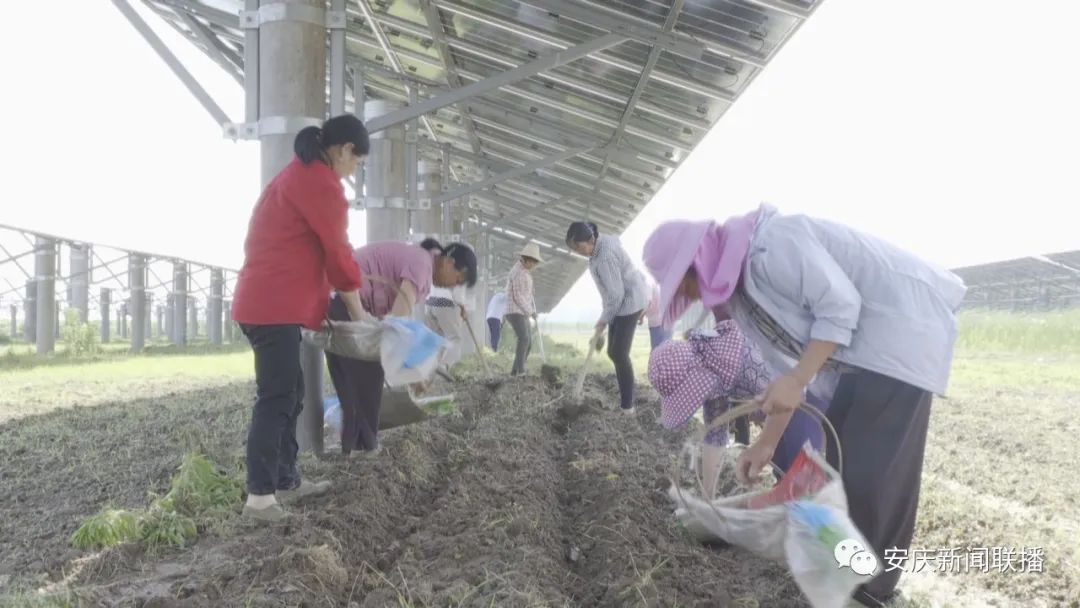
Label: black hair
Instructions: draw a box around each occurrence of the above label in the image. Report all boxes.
[293,114,371,165]
[565,221,599,247]
[420,238,478,288]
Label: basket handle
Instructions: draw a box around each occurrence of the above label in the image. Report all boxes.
[669,398,842,512]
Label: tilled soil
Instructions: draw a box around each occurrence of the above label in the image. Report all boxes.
[2,373,804,607]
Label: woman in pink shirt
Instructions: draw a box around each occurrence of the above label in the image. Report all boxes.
[325,238,477,457]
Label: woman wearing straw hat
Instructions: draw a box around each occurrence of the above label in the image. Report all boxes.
[504,243,543,376]
[641,204,966,606]
[565,222,649,414]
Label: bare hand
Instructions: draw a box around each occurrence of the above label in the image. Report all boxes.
[736,439,777,486]
[759,373,806,415]
[594,321,607,336]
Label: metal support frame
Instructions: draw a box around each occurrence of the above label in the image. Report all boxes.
[432,146,593,205]
[591,0,686,193]
[112,0,232,130]
[520,0,763,67]
[420,0,485,156]
[364,33,627,134]
[178,11,244,85]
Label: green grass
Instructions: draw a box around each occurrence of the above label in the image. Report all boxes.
[956,309,1080,355]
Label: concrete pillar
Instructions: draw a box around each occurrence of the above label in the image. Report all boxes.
[69,243,91,323]
[188,297,198,341]
[156,304,164,339]
[24,282,36,342]
[209,268,224,345]
[172,262,187,346]
[165,294,174,343]
[223,299,232,343]
[411,159,442,237]
[100,288,111,343]
[129,254,147,352]
[257,0,328,455]
[9,304,16,340]
[35,237,57,354]
[365,99,410,243]
[145,293,153,339]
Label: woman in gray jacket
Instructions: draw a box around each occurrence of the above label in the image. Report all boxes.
[566,222,648,413]
[642,204,966,607]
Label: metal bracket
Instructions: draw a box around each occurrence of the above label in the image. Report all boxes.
[241,5,346,29]
[223,115,323,140]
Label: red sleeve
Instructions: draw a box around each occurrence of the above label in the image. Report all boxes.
[294,172,362,292]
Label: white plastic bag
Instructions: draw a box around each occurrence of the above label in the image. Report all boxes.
[379,317,448,387]
[301,317,449,387]
[671,443,877,607]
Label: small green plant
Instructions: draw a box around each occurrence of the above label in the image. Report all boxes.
[139,505,198,550]
[70,508,141,549]
[61,309,99,357]
[156,452,244,521]
[71,452,241,553]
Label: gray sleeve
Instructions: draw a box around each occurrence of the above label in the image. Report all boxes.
[759,223,861,347]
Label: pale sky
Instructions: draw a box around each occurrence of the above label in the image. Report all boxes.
[1,0,1077,323]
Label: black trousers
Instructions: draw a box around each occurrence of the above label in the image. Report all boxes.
[607,312,642,410]
[487,317,502,351]
[324,296,384,454]
[825,370,933,599]
[240,323,304,496]
[505,313,531,375]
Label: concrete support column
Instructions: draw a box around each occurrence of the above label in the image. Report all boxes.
[9,304,16,340]
[129,254,147,352]
[172,262,188,346]
[156,304,164,339]
[145,293,153,339]
[223,299,233,343]
[24,282,36,343]
[100,288,111,343]
[411,159,442,237]
[365,99,409,243]
[256,0,330,456]
[118,304,127,340]
[209,269,224,345]
[188,297,198,341]
[165,294,175,343]
[69,243,91,323]
[35,237,57,354]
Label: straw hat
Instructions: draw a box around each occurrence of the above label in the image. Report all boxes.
[517,243,544,264]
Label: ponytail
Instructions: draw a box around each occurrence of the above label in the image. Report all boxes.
[293,126,324,164]
[292,115,371,166]
[419,237,445,254]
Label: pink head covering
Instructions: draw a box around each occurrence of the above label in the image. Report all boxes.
[642,207,761,329]
[648,322,746,430]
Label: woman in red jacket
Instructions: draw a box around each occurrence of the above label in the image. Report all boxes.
[231,115,369,522]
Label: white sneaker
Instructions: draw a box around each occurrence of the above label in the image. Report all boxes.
[621,407,636,415]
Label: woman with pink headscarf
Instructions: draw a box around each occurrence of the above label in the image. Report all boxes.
[642,204,966,607]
